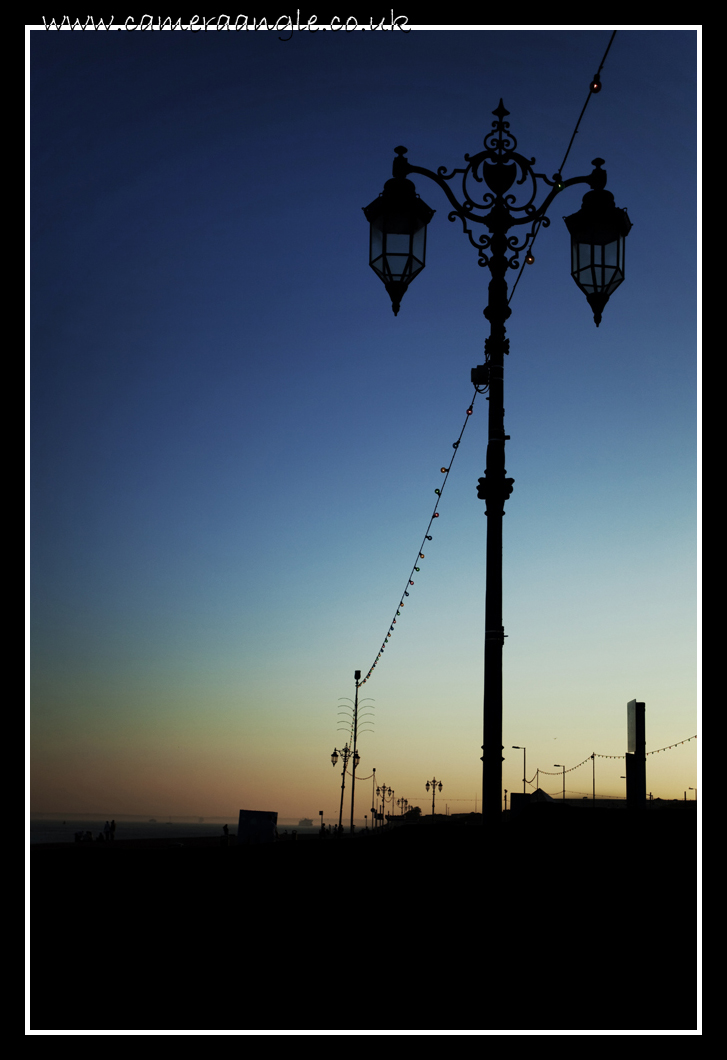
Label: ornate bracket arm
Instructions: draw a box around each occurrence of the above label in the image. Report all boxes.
[531,160,609,227]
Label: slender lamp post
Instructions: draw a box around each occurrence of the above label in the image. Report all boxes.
[337,672,374,834]
[349,670,361,833]
[363,103,631,827]
[373,767,379,831]
[512,746,526,794]
[554,764,566,801]
[426,777,443,816]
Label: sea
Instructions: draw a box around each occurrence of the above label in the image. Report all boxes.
[29,817,330,845]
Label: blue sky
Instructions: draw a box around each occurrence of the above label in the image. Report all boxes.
[29,25,699,819]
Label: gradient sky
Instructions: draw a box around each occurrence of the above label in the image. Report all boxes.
[29,25,699,821]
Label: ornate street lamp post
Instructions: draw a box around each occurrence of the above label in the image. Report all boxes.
[376,783,393,825]
[331,742,359,834]
[426,777,443,816]
[364,102,631,825]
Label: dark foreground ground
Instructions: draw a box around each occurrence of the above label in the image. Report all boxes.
[31,804,698,1033]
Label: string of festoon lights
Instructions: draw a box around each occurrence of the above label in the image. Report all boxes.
[646,735,697,756]
[359,390,479,686]
[529,735,697,777]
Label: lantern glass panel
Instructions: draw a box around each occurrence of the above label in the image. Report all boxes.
[387,231,411,257]
[411,224,426,268]
[572,237,624,296]
[370,224,383,267]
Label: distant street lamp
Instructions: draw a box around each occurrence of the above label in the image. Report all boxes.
[364,102,631,826]
[512,746,526,794]
[376,783,393,826]
[331,743,359,834]
[425,777,443,816]
[554,764,566,801]
[371,767,376,831]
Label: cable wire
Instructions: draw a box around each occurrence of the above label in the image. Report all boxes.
[507,30,618,306]
[359,388,479,685]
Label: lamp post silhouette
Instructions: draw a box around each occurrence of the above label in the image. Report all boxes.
[371,767,377,831]
[331,743,359,834]
[337,671,374,833]
[512,746,527,794]
[376,783,393,825]
[426,777,443,816]
[387,788,395,822]
[364,102,631,825]
[554,764,566,801]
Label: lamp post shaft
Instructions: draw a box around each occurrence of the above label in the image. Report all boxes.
[481,222,511,826]
[349,674,360,833]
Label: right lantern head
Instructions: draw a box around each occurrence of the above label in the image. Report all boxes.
[564,159,632,326]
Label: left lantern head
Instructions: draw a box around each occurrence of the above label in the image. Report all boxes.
[363,147,435,315]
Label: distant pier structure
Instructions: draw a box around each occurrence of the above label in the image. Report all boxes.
[625,699,646,810]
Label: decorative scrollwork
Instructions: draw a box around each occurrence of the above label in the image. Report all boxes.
[397,101,602,289]
[406,101,559,241]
